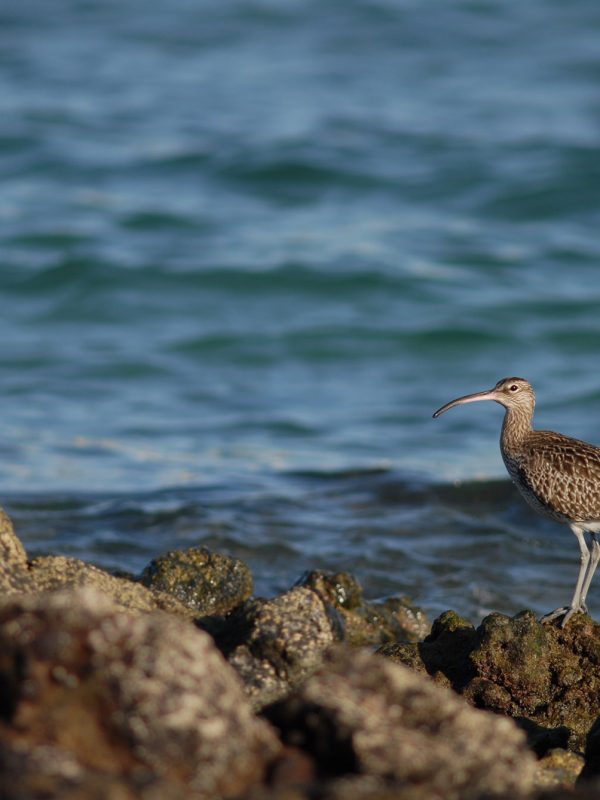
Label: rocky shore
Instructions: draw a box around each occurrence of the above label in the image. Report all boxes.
[1,508,600,799]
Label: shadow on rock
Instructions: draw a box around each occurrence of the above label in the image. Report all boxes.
[261,646,536,800]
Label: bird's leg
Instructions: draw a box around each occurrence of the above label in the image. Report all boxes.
[541,525,589,627]
[579,532,600,614]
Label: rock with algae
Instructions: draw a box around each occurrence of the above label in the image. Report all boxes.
[297,569,430,645]
[379,609,600,754]
[139,546,253,615]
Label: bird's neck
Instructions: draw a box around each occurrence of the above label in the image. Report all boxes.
[501,406,533,458]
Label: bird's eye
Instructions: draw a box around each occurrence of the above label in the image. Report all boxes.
[509,384,519,392]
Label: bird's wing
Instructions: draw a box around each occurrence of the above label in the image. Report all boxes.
[519,431,600,522]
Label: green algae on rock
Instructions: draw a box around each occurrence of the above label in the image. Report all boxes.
[297,569,430,645]
[139,546,253,615]
[379,609,600,754]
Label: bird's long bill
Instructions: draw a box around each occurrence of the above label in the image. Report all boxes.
[432,389,498,419]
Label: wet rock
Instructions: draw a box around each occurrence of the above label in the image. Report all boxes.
[139,546,253,615]
[225,587,337,709]
[379,609,600,754]
[0,587,280,798]
[263,646,536,800]
[297,570,430,645]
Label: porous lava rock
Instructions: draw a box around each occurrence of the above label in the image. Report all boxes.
[379,609,600,753]
[263,646,536,800]
[0,587,280,798]
[223,587,337,709]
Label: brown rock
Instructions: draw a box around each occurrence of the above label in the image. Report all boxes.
[264,646,536,800]
[28,555,195,616]
[535,748,584,791]
[0,587,280,798]
[226,587,337,709]
[0,509,197,618]
[0,515,197,619]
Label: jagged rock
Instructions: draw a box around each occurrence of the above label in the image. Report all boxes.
[224,587,337,709]
[139,546,253,615]
[379,609,600,753]
[0,587,280,798]
[263,646,536,800]
[297,570,430,645]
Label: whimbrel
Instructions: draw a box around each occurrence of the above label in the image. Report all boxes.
[433,377,600,627]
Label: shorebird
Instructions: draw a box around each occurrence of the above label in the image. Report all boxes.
[433,377,600,627]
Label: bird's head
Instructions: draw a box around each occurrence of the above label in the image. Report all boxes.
[433,377,536,419]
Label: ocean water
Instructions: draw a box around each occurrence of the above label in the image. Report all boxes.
[2,0,600,622]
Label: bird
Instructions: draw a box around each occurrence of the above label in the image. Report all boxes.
[433,376,600,627]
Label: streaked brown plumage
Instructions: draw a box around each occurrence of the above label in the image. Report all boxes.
[433,377,600,627]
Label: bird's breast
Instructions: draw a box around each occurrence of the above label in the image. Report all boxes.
[501,450,572,523]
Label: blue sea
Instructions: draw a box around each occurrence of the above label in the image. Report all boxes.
[2,0,600,622]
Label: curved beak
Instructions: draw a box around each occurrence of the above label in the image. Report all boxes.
[432,388,499,419]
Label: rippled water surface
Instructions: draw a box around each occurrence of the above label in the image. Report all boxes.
[2,0,600,621]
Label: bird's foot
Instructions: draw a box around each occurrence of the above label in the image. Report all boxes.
[540,605,587,627]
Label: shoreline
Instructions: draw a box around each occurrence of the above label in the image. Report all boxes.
[0,507,596,798]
